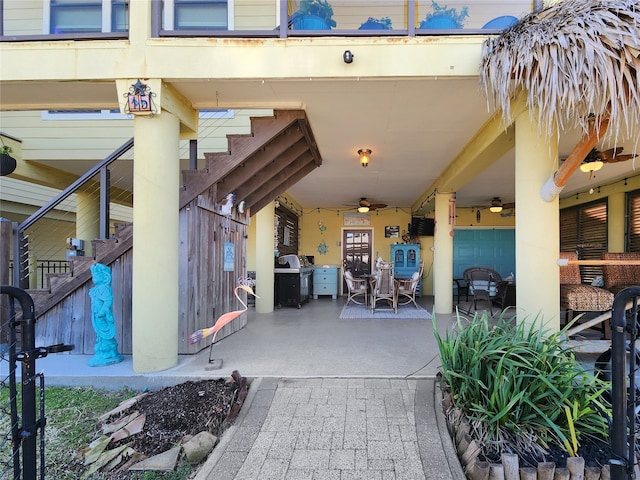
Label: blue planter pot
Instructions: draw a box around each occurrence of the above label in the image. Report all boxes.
[291,14,331,30]
[419,14,460,29]
[359,21,390,30]
[482,15,518,29]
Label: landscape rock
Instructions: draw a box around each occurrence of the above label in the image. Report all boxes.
[182,431,219,464]
[129,446,181,472]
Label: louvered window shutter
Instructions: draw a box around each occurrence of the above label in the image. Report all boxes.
[560,200,607,283]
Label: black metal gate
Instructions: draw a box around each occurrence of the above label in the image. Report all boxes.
[1,286,72,480]
[610,286,640,480]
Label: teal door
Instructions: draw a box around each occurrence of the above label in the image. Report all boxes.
[453,229,515,280]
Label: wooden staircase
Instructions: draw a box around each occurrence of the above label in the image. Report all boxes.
[29,222,133,320]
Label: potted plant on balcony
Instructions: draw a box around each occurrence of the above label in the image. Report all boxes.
[419,0,469,29]
[359,16,392,30]
[291,0,336,30]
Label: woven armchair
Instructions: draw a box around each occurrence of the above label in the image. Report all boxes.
[370,261,397,313]
[559,252,614,336]
[602,252,640,295]
[342,265,368,306]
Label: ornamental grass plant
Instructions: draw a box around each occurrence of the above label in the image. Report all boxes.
[433,312,611,463]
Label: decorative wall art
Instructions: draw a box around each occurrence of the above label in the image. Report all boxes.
[344,212,371,226]
[224,242,235,271]
[317,240,329,255]
[385,226,400,238]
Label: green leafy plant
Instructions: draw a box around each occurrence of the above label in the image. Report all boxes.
[297,0,336,27]
[433,311,610,461]
[360,16,392,29]
[1,145,11,155]
[423,1,469,28]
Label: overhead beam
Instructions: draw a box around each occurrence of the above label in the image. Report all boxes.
[412,95,527,216]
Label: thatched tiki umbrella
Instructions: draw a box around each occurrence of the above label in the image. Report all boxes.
[479,0,640,201]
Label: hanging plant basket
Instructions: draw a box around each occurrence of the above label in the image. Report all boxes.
[0,149,17,176]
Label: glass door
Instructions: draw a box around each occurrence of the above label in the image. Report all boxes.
[343,229,372,277]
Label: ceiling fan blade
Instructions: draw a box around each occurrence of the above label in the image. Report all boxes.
[359,198,371,207]
[502,202,515,209]
[369,203,388,210]
[593,147,623,162]
[603,153,637,164]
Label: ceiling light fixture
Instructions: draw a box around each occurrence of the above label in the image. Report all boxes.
[580,160,604,180]
[489,197,503,213]
[580,160,604,173]
[358,206,370,213]
[358,148,371,168]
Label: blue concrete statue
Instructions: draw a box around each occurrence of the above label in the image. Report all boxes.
[88,263,123,367]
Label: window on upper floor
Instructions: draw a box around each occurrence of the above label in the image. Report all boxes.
[164,0,230,30]
[47,0,129,34]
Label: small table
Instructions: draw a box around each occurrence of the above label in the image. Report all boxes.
[453,278,469,304]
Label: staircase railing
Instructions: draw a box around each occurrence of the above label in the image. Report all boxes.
[12,138,134,288]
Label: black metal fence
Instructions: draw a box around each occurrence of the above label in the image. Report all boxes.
[609,286,640,480]
[0,286,72,480]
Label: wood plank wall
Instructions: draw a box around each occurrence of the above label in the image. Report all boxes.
[34,187,250,356]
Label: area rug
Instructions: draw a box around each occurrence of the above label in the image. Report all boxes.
[339,303,432,320]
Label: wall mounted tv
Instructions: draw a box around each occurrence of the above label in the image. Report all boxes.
[409,217,435,236]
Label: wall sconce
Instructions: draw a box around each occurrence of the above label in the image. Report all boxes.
[358,148,371,168]
[343,50,354,63]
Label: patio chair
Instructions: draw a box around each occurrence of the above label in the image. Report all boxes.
[342,263,368,306]
[395,260,424,309]
[559,251,614,337]
[370,261,397,313]
[601,252,640,295]
[462,267,507,316]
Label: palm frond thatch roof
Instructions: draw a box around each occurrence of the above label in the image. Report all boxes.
[480,0,640,143]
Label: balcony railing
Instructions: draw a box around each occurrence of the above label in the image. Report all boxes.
[1,1,542,42]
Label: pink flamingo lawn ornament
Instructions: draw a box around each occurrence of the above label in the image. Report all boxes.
[189,279,258,369]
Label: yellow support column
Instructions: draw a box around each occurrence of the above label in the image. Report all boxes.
[433,192,454,315]
[76,191,100,257]
[255,203,275,314]
[132,110,180,373]
[515,112,559,330]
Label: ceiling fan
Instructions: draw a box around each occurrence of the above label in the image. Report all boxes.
[579,147,637,179]
[355,197,388,212]
[487,197,514,213]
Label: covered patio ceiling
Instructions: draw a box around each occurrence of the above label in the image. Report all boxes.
[1,76,637,214]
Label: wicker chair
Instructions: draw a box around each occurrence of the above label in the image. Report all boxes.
[601,252,640,295]
[370,261,397,313]
[462,267,508,316]
[342,265,368,306]
[395,260,424,309]
[559,252,614,337]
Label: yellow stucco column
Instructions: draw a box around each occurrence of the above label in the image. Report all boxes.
[608,192,625,252]
[255,203,275,314]
[76,191,100,257]
[433,192,454,315]
[132,110,180,373]
[515,112,559,330]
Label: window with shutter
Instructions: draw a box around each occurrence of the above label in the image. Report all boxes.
[275,205,299,257]
[560,200,607,283]
[627,190,640,252]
